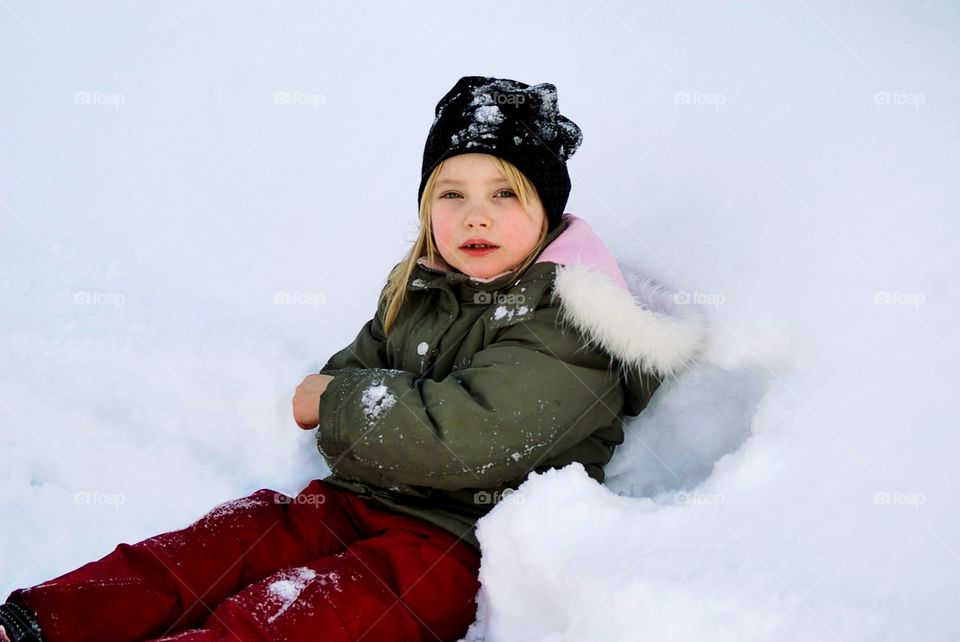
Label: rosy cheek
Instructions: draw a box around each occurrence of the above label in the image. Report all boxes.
[432,219,454,249]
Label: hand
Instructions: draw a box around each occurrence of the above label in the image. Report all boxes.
[292,374,335,430]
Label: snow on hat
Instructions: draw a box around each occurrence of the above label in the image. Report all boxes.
[418,76,583,230]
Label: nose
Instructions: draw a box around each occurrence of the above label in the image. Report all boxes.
[464,201,492,228]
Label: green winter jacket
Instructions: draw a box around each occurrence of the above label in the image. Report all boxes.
[315,214,706,551]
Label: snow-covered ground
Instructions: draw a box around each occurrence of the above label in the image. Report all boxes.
[3,2,958,640]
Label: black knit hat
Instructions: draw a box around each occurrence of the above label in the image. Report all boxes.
[418,76,583,230]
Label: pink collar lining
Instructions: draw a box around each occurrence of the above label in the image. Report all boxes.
[534,214,629,289]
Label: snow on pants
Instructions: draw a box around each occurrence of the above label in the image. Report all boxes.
[5,480,482,642]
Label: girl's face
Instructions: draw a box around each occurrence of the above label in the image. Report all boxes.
[430,153,545,281]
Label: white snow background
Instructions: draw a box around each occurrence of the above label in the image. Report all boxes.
[2,2,958,641]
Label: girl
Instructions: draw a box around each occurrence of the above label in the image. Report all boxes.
[1,76,704,642]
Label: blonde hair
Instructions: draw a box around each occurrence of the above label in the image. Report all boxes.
[381,155,550,335]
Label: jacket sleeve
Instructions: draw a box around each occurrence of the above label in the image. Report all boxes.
[316,302,624,492]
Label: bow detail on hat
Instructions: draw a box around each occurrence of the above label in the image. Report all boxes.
[446,78,583,162]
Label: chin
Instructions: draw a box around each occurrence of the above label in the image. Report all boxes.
[464,264,505,279]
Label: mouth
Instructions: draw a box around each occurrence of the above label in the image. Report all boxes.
[461,247,498,257]
[460,239,500,257]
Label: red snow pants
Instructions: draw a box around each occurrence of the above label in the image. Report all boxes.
[6,480,481,642]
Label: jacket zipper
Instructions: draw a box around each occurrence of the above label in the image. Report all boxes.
[424,289,458,377]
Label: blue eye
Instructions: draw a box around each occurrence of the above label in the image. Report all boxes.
[438,190,514,199]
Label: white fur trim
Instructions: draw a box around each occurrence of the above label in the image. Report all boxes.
[552,262,708,378]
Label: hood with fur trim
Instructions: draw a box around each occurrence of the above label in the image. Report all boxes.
[537,214,707,379]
